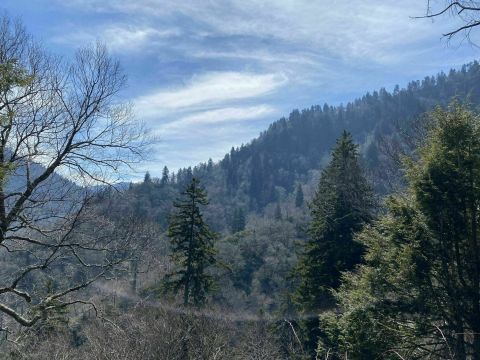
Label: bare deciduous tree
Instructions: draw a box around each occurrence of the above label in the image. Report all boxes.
[0,15,146,328]
[419,1,480,40]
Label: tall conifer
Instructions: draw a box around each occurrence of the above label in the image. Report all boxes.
[292,131,374,354]
[295,184,304,208]
[160,166,169,185]
[318,104,480,359]
[164,178,218,307]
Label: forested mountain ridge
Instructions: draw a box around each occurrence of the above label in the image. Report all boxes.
[217,61,480,206]
[134,60,480,229]
[92,60,480,318]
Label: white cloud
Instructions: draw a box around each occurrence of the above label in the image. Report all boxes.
[102,27,179,51]
[131,71,284,170]
[146,121,267,171]
[51,24,179,52]
[191,49,321,66]
[55,0,440,63]
[134,71,287,118]
[159,105,276,135]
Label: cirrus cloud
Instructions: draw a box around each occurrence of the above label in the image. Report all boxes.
[134,71,288,118]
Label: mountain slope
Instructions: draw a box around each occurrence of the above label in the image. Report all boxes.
[129,61,480,230]
[214,61,480,205]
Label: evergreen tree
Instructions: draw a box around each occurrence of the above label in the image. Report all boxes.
[249,152,264,209]
[274,203,283,220]
[292,131,374,355]
[231,207,246,234]
[143,171,152,183]
[318,103,480,359]
[295,184,304,207]
[161,165,169,186]
[164,178,218,307]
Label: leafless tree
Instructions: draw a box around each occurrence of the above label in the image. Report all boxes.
[419,1,480,40]
[0,15,146,328]
[3,304,292,360]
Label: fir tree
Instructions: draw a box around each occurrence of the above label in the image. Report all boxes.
[184,167,193,186]
[292,131,374,355]
[295,184,304,207]
[161,165,169,186]
[249,152,263,209]
[318,104,480,359]
[231,207,246,233]
[207,158,214,172]
[274,203,283,220]
[164,178,218,307]
[143,171,152,183]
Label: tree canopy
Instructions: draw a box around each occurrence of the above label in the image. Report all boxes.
[292,131,375,356]
[318,103,480,359]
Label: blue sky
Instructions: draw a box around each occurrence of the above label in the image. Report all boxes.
[3,0,479,178]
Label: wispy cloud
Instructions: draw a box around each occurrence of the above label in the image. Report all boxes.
[53,0,438,63]
[191,49,322,66]
[134,71,287,118]
[130,70,284,170]
[159,105,276,135]
[51,24,180,52]
[150,120,267,170]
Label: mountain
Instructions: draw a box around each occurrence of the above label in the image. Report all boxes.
[119,61,480,232]
[80,60,480,316]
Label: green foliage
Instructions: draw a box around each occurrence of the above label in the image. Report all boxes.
[0,59,33,185]
[160,166,169,186]
[274,203,283,220]
[292,131,374,355]
[164,178,219,307]
[0,59,33,93]
[143,171,152,183]
[319,103,480,359]
[295,184,304,208]
[230,207,246,234]
[317,196,431,359]
[216,219,301,313]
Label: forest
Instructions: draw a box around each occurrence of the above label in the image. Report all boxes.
[2,1,480,359]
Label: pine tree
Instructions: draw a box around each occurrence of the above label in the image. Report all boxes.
[292,131,374,355]
[274,203,283,220]
[143,171,152,183]
[295,184,304,207]
[184,167,193,186]
[164,177,218,307]
[207,158,214,172]
[161,165,169,186]
[249,152,263,209]
[231,207,246,233]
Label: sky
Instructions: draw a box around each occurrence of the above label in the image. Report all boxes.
[2,0,479,179]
